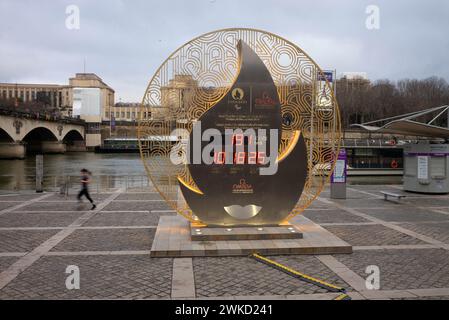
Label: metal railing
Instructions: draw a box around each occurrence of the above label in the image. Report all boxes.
[0,174,153,193]
[0,105,85,125]
[342,138,417,148]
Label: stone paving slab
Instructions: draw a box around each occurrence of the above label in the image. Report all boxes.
[171,258,195,298]
[303,209,370,224]
[323,224,425,246]
[0,229,59,252]
[0,255,173,299]
[334,249,449,291]
[0,211,85,228]
[51,228,156,252]
[397,222,449,244]
[359,208,449,222]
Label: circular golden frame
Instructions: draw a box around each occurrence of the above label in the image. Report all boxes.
[138,28,341,224]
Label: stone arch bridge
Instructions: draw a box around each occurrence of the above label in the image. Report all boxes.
[0,112,86,159]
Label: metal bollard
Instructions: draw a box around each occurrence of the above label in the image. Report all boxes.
[36,154,43,193]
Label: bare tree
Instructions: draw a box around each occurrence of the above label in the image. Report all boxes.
[337,77,449,128]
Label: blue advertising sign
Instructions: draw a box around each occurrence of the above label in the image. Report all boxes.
[317,71,333,83]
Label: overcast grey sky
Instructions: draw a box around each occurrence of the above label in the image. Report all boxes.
[1,0,448,102]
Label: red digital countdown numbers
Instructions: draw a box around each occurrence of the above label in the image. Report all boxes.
[213,134,266,165]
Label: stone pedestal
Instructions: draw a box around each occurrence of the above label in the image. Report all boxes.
[330,182,347,199]
[150,215,352,257]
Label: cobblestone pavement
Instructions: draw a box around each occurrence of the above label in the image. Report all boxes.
[0,255,172,299]
[51,228,156,252]
[302,209,370,224]
[0,229,60,252]
[332,198,403,208]
[0,202,18,210]
[393,296,449,300]
[84,211,175,227]
[193,256,338,297]
[102,201,171,212]
[0,185,449,300]
[0,211,85,228]
[323,224,425,246]
[269,255,351,290]
[397,222,449,244]
[0,194,43,201]
[0,257,18,273]
[334,249,449,290]
[16,202,93,212]
[356,207,449,222]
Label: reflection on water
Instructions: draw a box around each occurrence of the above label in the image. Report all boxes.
[0,152,403,191]
[0,153,148,191]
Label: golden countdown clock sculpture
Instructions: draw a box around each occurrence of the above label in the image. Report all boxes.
[138,28,341,227]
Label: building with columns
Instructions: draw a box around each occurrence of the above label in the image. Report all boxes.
[0,83,72,114]
[0,73,114,148]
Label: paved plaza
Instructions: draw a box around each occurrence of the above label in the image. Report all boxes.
[1,184,449,300]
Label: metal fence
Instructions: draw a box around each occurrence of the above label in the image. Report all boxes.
[0,174,152,193]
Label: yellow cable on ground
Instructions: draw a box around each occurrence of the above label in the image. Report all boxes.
[334,293,351,300]
[251,252,350,299]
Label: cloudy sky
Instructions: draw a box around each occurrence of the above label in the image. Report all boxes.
[1,0,448,102]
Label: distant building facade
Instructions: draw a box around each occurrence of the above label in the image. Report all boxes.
[104,102,151,122]
[0,83,72,115]
[0,73,114,147]
[151,74,198,120]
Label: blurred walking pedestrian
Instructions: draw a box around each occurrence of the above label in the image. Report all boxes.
[77,168,96,210]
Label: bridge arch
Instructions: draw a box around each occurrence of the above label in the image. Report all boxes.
[0,128,14,142]
[62,129,86,152]
[63,129,84,142]
[60,126,84,142]
[22,127,65,154]
[0,114,86,157]
[23,127,59,142]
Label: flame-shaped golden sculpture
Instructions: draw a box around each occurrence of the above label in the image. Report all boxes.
[178,40,307,226]
[138,28,341,226]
